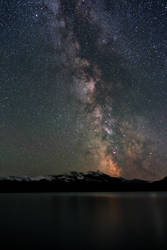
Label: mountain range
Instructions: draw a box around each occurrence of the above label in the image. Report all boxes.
[0,171,167,192]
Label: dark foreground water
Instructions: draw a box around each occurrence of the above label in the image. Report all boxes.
[0,192,167,250]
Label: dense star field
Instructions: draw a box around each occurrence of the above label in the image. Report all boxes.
[0,0,167,180]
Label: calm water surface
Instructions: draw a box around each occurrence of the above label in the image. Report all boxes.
[0,192,167,250]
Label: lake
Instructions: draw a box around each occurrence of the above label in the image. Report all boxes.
[0,192,167,249]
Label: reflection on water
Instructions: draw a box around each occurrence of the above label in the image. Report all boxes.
[0,192,167,250]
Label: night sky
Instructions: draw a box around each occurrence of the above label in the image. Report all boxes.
[0,0,167,180]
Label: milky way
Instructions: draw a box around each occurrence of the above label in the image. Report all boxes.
[0,0,167,179]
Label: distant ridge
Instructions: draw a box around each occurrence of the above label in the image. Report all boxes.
[0,171,166,192]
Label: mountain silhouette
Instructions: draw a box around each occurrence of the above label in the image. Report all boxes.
[0,171,166,192]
